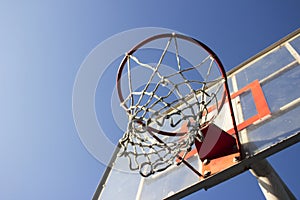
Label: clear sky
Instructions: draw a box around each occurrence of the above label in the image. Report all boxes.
[0,1,299,200]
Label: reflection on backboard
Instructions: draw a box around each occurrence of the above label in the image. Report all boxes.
[93,29,300,200]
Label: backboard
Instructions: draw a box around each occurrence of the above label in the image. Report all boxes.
[93,29,300,200]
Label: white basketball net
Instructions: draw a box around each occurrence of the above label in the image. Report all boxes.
[118,35,225,177]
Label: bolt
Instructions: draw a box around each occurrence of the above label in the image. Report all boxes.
[203,159,210,165]
[203,170,211,178]
[233,156,240,162]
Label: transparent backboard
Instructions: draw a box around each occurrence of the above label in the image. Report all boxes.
[94,29,300,200]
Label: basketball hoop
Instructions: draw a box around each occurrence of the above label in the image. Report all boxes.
[116,33,238,177]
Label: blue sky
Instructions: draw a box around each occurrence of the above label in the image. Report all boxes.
[0,1,299,199]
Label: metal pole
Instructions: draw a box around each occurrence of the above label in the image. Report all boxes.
[250,159,296,200]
